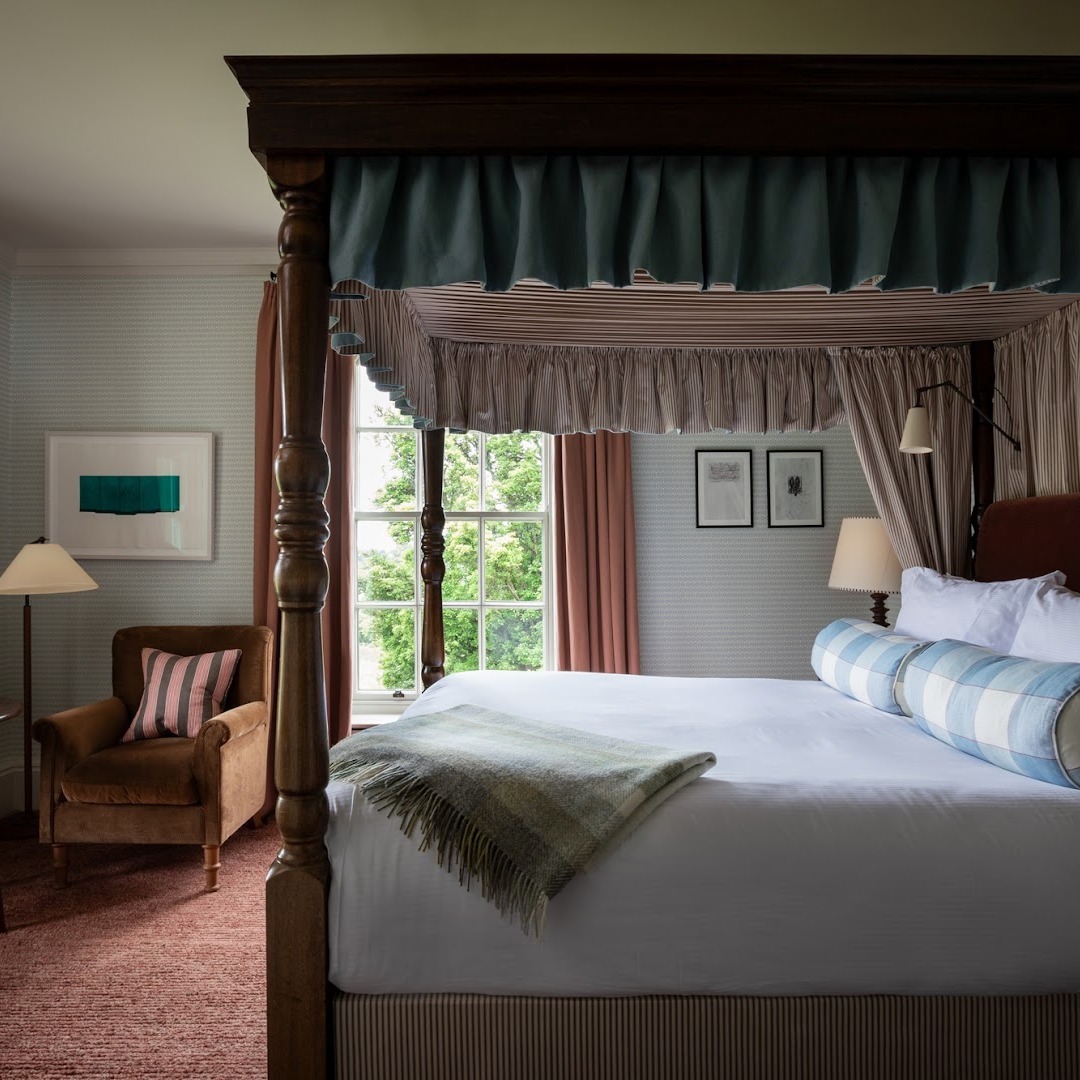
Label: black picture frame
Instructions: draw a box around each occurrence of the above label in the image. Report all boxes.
[767,450,824,528]
[695,449,753,528]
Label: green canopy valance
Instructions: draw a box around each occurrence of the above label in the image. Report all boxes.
[329,155,1080,295]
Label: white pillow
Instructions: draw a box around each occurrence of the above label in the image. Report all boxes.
[893,566,1066,654]
[1011,583,1080,663]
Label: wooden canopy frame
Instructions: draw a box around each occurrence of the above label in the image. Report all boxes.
[226,54,1080,1079]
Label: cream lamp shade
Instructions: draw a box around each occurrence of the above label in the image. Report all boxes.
[899,406,933,454]
[829,518,902,595]
[0,542,99,596]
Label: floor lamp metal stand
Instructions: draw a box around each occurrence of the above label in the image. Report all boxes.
[21,593,33,814]
[0,538,98,819]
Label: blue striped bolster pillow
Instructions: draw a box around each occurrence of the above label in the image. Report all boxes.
[121,647,242,742]
[811,618,929,714]
[901,639,1080,788]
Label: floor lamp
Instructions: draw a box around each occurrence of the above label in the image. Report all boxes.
[0,538,98,817]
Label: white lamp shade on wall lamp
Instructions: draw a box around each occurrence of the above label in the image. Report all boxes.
[898,380,1020,456]
[0,539,98,817]
[829,518,902,627]
[899,406,933,454]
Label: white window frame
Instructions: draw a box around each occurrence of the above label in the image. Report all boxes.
[353,420,554,719]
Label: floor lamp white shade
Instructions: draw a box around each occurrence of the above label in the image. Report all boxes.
[0,540,98,815]
[0,542,99,596]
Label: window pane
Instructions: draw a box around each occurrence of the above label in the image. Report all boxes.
[444,608,479,675]
[485,432,543,511]
[484,521,543,602]
[486,609,544,671]
[443,432,481,511]
[356,431,416,511]
[356,521,414,602]
[357,370,412,428]
[356,607,416,691]
[442,521,479,601]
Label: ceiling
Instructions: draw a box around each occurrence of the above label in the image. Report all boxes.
[0,1,1077,258]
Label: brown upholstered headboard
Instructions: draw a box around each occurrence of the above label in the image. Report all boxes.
[974,495,1080,590]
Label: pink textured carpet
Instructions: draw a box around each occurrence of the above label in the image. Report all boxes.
[0,824,279,1079]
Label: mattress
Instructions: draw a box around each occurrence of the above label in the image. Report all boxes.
[327,670,1080,996]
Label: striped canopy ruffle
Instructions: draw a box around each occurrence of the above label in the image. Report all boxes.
[332,288,842,435]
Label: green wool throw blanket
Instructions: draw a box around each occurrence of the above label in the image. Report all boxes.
[328,703,716,935]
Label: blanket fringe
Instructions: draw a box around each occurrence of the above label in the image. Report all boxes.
[330,758,549,936]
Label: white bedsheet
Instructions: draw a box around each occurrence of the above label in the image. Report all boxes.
[327,670,1080,996]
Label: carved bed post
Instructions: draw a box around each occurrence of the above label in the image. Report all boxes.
[421,427,447,688]
[970,340,996,573]
[263,153,333,1080]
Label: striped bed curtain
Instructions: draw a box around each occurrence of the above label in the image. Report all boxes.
[833,346,972,575]
[994,299,1080,500]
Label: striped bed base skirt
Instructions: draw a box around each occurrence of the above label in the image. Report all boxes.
[334,992,1080,1080]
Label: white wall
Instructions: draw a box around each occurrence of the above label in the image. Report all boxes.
[633,426,880,679]
[0,275,262,814]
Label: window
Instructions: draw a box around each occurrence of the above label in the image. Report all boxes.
[354,374,552,715]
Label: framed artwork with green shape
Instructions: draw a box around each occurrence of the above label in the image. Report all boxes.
[46,432,214,559]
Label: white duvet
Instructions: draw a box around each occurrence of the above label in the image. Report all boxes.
[327,670,1080,996]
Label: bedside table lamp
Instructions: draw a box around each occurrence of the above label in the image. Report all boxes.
[829,518,902,627]
[0,538,98,816]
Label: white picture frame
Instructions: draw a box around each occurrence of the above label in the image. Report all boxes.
[46,432,214,560]
[767,449,824,528]
[695,449,753,528]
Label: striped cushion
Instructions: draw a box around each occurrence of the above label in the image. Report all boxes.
[811,618,929,714]
[902,639,1080,788]
[121,647,242,742]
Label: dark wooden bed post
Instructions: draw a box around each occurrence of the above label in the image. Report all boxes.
[970,339,997,570]
[263,152,334,1080]
[421,427,447,688]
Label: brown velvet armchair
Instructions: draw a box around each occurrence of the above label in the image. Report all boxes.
[33,625,273,892]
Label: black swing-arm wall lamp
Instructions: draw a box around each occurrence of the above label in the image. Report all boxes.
[899,380,1021,454]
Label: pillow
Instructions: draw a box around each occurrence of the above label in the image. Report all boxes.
[901,638,1080,788]
[893,567,1066,655]
[121,647,242,742]
[1011,583,1080,664]
[811,618,930,714]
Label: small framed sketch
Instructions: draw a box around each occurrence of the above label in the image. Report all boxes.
[767,450,823,528]
[696,449,753,528]
[46,432,214,559]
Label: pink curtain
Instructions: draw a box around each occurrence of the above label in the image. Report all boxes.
[253,281,355,820]
[553,432,640,674]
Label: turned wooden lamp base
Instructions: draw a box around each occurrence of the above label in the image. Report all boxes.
[869,592,891,628]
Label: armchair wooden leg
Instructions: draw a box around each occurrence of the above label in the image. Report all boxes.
[51,844,69,889]
[202,845,221,892]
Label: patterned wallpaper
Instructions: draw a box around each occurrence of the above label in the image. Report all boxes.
[0,276,262,812]
[633,426,880,679]
[0,268,13,717]
[0,277,885,811]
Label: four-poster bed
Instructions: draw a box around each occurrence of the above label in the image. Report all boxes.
[225,54,1080,1078]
